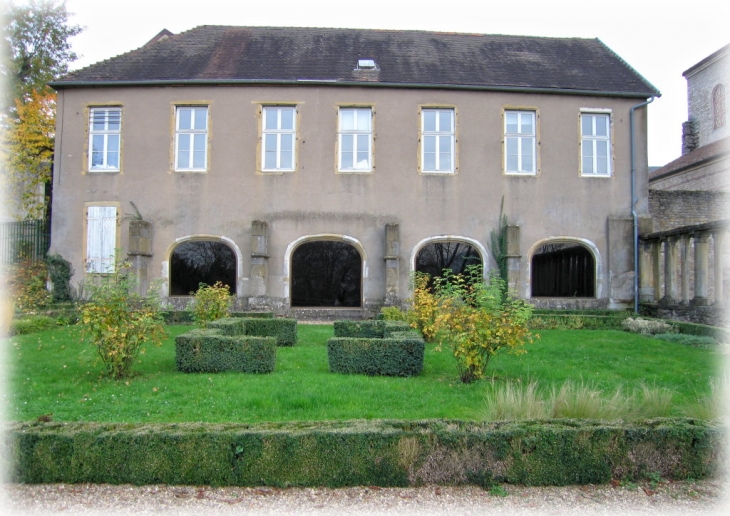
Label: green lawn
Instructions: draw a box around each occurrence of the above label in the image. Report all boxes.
[4,324,722,423]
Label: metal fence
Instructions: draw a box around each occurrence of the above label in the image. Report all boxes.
[0,219,51,264]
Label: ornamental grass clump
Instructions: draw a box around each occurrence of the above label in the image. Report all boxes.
[79,258,166,379]
[190,281,231,328]
[426,266,536,383]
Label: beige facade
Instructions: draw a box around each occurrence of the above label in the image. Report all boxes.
[50,82,651,314]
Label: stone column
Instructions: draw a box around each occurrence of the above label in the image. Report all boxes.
[128,220,152,296]
[691,231,710,306]
[506,225,521,294]
[679,235,691,304]
[639,239,655,302]
[384,223,400,306]
[651,240,661,303]
[712,231,725,307]
[249,220,268,306]
[660,236,678,305]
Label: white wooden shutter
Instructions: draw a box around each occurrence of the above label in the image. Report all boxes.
[86,206,117,273]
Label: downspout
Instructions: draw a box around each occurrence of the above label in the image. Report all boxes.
[630,96,657,313]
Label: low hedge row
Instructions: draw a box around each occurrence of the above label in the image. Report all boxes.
[528,312,631,330]
[334,319,412,338]
[175,329,276,373]
[163,311,275,324]
[7,418,720,487]
[208,317,297,347]
[327,334,425,377]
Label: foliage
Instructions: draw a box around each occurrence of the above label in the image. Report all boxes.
[2,0,82,103]
[380,306,408,321]
[190,281,231,328]
[175,329,276,373]
[78,258,167,379]
[653,333,717,348]
[3,259,51,312]
[1,89,55,219]
[406,272,440,342]
[45,253,72,302]
[8,314,56,335]
[327,333,425,377]
[488,196,509,291]
[209,316,297,347]
[431,267,535,383]
[622,317,677,336]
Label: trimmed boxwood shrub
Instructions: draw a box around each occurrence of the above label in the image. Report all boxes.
[328,333,425,377]
[175,329,275,373]
[207,317,297,346]
[334,319,411,338]
[8,418,721,487]
[231,311,275,319]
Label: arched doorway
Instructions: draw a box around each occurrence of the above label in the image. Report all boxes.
[531,242,595,297]
[415,240,483,284]
[169,240,237,295]
[291,240,362,307]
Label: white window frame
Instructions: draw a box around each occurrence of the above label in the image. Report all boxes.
[85,205,117,273]
[88,107,121,172]
[175,106,208,171]
[262,106,297,172]
[580,111,612,177]
[421,108,455,173]
[504,110,536,175]
[338,107,373,172]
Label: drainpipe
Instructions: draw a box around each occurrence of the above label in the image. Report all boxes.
[630,96,657,313]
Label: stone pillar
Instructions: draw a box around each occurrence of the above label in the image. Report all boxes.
[128,220,152,296]
[651,240,661,303]
[384,223,400,306]
[691,231,710,306]
[639,239,655,302]
[660,236,678,305]
[712,231,725,307]
[505,225,521,294]
[679,235,691,304]
[249,220,268,305]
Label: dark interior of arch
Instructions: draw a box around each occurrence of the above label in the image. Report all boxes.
[415,241,482,282]
[291,240,362,307]
[170,240,237,295]
[531,243,595,297]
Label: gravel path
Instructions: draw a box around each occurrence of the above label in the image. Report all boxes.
[4,479,728,516]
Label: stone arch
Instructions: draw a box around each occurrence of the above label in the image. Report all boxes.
[163,235,242,297]
[286,234,366,307]
[527,237,602,298]
[411,236,488,279]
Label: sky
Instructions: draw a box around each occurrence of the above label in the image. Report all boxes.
[30,0,730,166]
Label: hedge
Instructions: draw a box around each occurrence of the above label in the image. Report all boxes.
[334,320,411,338]
[328,335,425,377]
[175,329,276,373]
[7,418,721,487]
[528,311,631,330]
[163,311,275,324]
[207,317,297,347]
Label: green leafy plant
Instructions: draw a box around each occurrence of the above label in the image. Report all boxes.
[79,257,167,379]
[431,267,536,383]
[46,254,73,302]
[190,281,231,328]
[380,306,408,321]
[622,317,676,335]
[406,272,440,342]
[4,259,51,312]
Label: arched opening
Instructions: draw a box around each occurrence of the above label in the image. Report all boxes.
[415,241,483,286]
[291,240,362,307]
[170,240,237,295]
[531,242,595,297]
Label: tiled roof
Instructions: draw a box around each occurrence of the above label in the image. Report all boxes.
[649,137,730,182]
[52,26,659,97]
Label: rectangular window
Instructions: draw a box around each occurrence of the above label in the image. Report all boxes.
[88,107,121,171]
[86,205,117,273]
[262,106,296,171]
[175,106,208,171]
[421,108,454,173]
[581,113,611,176]
[338,107,372,172]
[504,110,536,174]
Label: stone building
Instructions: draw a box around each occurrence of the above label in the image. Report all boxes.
[644,43,729,324]
[48,26,659,318]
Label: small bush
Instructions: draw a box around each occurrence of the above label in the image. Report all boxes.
[621,317,677,336]
[653,333,717,348]
[79,258,167,379]
[327,334,425,377]
[380,306,408,321]
[4,260,51,312]
[175,330,276,373]
[46,254,73,303]
[8,315,58,335]
[190,282,231,328]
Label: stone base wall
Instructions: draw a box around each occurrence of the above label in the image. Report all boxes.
[640,303,727,327]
